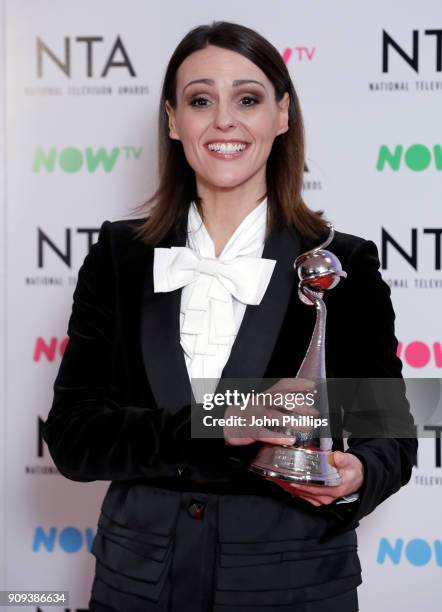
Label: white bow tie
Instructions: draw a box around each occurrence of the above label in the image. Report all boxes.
[153,246,276,357]
[154,246,276,304]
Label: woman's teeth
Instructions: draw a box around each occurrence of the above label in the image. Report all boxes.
[207,142,247,153]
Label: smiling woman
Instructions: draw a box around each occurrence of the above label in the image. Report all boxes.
[132,21,329,251]
[164,45,289,202]
[42,20,417,612]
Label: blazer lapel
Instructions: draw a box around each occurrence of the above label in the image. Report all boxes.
[140,219,193,414]
[141,218,301,413]
[215,225,301,394]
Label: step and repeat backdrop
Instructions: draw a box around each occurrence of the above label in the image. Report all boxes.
[0,1,441,610]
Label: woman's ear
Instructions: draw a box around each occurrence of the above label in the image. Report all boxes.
[165,100,180,140]
[276,92,290,136]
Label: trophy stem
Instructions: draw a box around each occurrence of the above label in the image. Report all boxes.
[297,288,326,379]
[296,288,333,452]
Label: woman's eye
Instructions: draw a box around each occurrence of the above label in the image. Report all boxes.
[240,96,259,106]
[190,97,210,107]
[189,95,260,108]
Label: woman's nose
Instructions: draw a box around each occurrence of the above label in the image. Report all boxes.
[214,101,236,130]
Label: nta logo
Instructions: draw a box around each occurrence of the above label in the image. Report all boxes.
[383,29,442,73]
[377,144,442,171]
[37,227,99,268]
[381,228,442,271]
[33,146,143,173]
[37,35,135,78]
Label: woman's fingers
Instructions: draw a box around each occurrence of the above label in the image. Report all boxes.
[257,435,296,445]
[264,475,347,506]
[265,480,324,506]
[224,436,256,446]
[266,376,315,394]
[253,422,296,445]
[292,491,336,505]
[224,388,321,446]
[289,482,346,497]
[261,397,320,419]
[261,408,319,433]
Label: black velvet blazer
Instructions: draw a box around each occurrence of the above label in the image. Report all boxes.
[42,215,417,531]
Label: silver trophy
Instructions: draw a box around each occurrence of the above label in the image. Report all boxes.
[249,224,347,486]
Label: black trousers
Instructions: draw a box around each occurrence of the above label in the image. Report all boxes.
[88,484,360,612]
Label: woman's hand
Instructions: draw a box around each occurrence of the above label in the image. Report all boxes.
[264,451,364,506]
[223,377,317,446]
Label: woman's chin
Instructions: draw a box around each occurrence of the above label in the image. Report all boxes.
[198,173,257,192]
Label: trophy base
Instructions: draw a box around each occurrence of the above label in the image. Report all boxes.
[249,443,342,486]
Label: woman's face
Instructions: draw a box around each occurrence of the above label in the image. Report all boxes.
[165,45,289,194]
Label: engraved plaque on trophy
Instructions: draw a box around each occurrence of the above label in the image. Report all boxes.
[249,224,346,486]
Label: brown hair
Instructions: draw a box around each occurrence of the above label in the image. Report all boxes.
[132,21,328,245]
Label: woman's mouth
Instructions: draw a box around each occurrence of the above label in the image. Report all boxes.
[205,141,249,159]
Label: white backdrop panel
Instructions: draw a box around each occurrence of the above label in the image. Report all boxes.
[2,1,441,610]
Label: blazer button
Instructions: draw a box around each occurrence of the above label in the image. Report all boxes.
[188,499,206,520]
[176,465,190,478]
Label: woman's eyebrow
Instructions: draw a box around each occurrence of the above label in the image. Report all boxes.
[182,78,266,93]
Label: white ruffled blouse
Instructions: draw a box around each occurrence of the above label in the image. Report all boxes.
[180,198,274,386]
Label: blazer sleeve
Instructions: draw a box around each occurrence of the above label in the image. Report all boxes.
[325,239,418,531]
[41,221,164,481]
[43,220,224,482]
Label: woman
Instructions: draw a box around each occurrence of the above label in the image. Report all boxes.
[42,21,417,612]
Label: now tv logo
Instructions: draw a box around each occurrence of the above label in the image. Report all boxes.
[397,341,442,368]
[34,337,442,367]
[33,337,68,362]
[378,537,442,566]
[33,526,94,553]
[377,144,442,171]
[282,47,316,64]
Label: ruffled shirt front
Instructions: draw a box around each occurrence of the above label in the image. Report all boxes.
[180,198,275,387]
